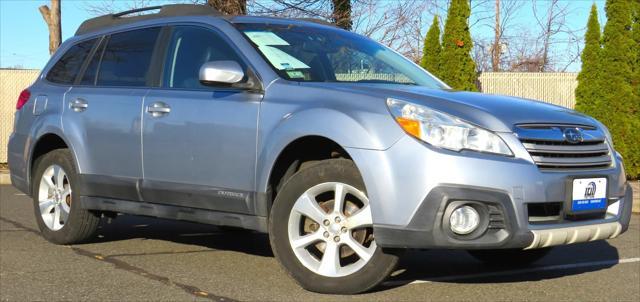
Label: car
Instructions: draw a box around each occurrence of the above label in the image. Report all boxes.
[7,4,634,294]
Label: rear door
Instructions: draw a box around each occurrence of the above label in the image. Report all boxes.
[63,27,161,200]
[141,25,262,214]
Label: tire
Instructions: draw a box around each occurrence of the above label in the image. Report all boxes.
[269,159,398,294]
[468,247,552,267]
[31,149,100,245]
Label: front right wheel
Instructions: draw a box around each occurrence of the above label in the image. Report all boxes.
[269,159,398,294]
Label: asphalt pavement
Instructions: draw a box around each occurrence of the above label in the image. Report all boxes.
[1,184,638,301]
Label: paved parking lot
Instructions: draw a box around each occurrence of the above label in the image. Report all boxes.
[1,184,638,301]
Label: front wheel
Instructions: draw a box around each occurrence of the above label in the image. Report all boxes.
[269,159,398,294]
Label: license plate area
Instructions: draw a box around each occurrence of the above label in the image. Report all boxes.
[565,177,608,215]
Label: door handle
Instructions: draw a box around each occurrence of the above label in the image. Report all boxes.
[70,98,88,112]
[146,102,171,118]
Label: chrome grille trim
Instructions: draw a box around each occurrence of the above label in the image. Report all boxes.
[516,124,613,170]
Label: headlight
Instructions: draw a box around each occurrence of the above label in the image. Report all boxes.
[386,98,513,156]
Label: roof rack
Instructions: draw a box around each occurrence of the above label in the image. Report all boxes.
[75,4,221,36]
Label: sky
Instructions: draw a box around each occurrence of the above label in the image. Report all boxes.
[0,0,606,71]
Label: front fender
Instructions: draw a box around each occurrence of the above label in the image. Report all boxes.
[255,103,403,195]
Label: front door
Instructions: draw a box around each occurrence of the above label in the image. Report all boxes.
[141,25,262,214]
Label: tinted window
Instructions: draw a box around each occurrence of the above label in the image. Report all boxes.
[97,27,160,87]
[79,39,106,85]
[163,26,244,89]
[46,39,96,84]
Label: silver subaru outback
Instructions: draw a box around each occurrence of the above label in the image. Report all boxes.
[7,5,633,294]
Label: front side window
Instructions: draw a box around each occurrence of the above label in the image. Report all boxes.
[97,27,160,87]
[46,39,97,84]
[162,26,245,89]
[235,23,445,88]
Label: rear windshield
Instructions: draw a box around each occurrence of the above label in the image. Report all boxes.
[235,23,444,88]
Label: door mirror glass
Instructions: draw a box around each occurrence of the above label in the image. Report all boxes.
[199,61,245,85]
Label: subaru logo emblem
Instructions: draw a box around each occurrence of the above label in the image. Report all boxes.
[563,128,583,144]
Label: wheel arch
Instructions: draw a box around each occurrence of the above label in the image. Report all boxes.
[27,131,77,194]
[259,135,364,216]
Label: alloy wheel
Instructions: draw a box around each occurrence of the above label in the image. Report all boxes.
[287,182,376,277]
[37,164,72,231]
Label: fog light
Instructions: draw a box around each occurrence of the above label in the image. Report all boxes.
[450,205,480,235]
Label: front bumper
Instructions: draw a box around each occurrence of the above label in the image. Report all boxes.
[346,135,633,250]
[372,183,632,249]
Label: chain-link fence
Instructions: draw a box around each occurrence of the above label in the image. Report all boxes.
[1,69,40,164]
[478,72,578,109]
[0,69,579,163]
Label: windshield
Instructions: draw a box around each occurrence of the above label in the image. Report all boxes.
[236,23,445,88]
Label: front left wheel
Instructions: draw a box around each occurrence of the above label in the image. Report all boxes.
[269,159,398,294]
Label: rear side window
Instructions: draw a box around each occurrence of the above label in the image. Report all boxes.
[79,38,106,86]
[97,27,160,87]
[46,39,97,84]
[163,26,244,89]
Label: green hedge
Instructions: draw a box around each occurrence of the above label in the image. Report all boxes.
[576,0,640,179]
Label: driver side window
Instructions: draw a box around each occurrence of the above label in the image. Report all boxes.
[163,26,244,89]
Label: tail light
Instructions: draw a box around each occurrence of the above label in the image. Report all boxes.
[16,89,31,110]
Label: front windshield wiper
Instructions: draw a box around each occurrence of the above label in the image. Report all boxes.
[353,79,418,86]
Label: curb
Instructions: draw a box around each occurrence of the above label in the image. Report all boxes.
[0,171,10,185]
[631,181,640,214]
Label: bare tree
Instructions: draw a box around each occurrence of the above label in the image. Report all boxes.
[532,0,574,72]
[492,0,500,71]
[84,0,157,15]
[84,0,247,16]
[206,0,246,15]
[352,0,433,63]
[250,0,433,62]
[331,0,352,30]
[39,0,62,55]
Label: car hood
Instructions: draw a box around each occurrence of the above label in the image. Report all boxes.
[302,83,597,132]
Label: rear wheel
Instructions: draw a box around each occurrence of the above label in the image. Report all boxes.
[468,248,552,266]
[32,149,100,244]
[269,159,398,294]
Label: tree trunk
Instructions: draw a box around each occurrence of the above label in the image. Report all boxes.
[39,0,61,55]
[492,0,501,71]
[331,0,352,30]
[207,0,246,15]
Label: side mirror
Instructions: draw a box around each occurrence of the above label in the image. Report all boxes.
[199,61,245,84]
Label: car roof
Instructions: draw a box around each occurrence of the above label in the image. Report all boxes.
[75,4,337,36]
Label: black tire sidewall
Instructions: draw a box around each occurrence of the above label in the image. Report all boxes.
[31,149,94,244]
[269,159,398,294]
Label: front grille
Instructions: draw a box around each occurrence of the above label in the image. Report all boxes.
[522,139,612,169]
[527,202,562,224]
[516,124,613,170]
